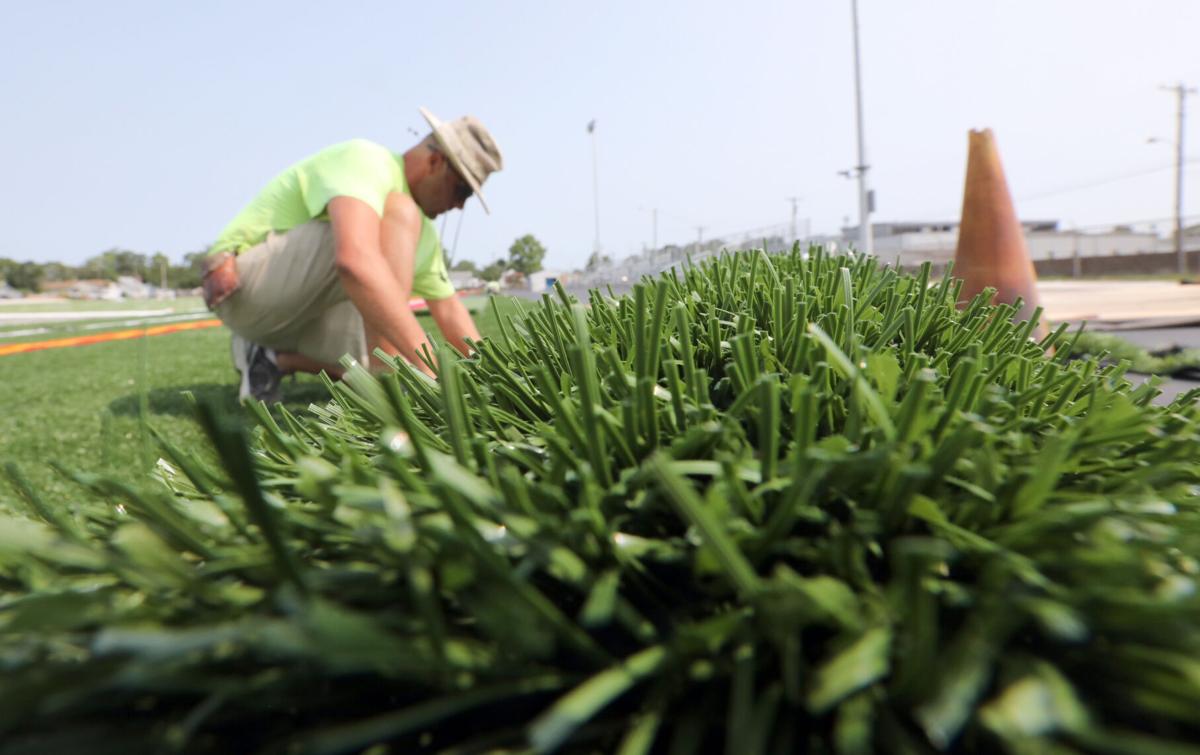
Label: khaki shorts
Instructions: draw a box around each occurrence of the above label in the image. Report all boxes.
[214,221,368,366]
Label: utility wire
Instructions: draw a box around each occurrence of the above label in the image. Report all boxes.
[643,161,1200,255]
[909,161,1200,220]
[1019,160,1200,203]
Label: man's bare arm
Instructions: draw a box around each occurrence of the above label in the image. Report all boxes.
[427,296,483,356]
[327,195,436,374]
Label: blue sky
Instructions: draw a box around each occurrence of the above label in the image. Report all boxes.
[2,1,1198,270]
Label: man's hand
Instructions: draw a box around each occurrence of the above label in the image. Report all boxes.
[427,295,483,356]
[328,194,436,375]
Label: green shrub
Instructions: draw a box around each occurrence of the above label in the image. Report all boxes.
[3,248,1200,754]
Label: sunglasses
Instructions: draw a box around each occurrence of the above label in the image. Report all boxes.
[449,165,474,202]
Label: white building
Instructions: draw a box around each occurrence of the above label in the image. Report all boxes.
[117,275,150,299]
[842,221,1159,266]
[448,270,482,290]
[527,269,571,292]
[63,279,123,300]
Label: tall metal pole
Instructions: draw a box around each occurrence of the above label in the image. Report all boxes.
[1071,223,1082,279]
[638,206,659,254]
[588,120,601,256]
[1161,83,1196,276]
[787,197,800,243]
[850,0,873,256]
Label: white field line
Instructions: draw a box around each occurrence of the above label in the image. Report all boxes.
[79,311,214,330]
[0,310,213,341]
[0,308,177,325]
[0,327,51,339]
[0,296,69,306]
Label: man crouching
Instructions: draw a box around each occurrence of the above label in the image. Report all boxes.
[204,106,501,401]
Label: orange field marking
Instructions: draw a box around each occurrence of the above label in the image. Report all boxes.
[0,318,223,357]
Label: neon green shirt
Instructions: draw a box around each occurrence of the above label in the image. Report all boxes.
[212,139,454,300]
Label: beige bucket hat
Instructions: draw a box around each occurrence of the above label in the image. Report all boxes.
[419,106,503,214]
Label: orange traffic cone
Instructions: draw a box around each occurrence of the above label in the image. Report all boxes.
[954,129,1046,337]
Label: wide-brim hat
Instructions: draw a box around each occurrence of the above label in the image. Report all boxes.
[419,106,503,214]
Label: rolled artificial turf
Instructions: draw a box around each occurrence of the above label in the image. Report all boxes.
[2,247,1199,754]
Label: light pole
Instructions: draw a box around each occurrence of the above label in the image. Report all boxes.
[1068,221,1082,279]
[587,119,601,256]
[1157,83,1196,277]
[786,196,801,244]
[849,0,874,256]
[638,206,658,253]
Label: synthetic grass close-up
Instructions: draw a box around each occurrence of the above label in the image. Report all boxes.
[0,297,517,512]
[2,250,1200,753]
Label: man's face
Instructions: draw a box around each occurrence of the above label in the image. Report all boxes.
[415,152,473,218]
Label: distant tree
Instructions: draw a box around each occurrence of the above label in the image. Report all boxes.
[7,261,44,291]
[80,248,147,280]
[40,262,72,282]
[120,250,148,277]
[451,259,479,275]
[0,248,215,292]
[479,259,506,282]
[507,234,546,276]
[171,249,210,289]
[585,251,612,272]
[75,259,107,280]
[78,251,114,280]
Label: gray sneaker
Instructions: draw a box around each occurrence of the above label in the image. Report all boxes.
[231,333,282,403]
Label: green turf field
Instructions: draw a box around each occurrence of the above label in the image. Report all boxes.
[0,295,528,512]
